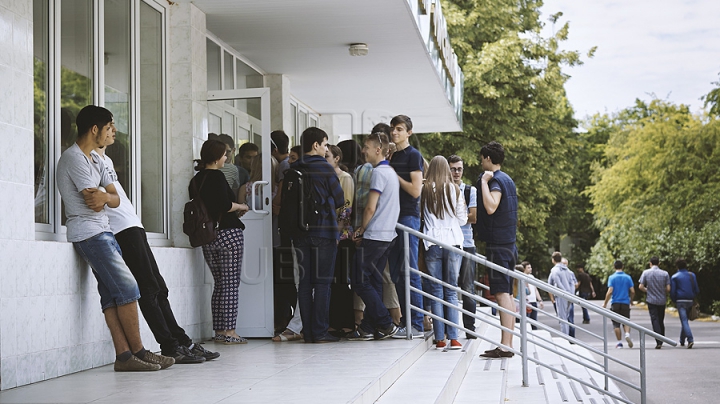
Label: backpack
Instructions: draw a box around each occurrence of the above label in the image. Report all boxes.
[278,167,319,237]
[183,175,219,247]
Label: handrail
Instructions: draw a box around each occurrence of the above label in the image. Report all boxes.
[396,223,666,404]
[396,223,675,346]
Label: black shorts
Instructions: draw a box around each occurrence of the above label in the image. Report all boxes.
[486,244,517,295]
[611,303,630,328]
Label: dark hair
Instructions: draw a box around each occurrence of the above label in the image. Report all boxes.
[327,144,349,172]
[207,132,219,141]
[576,264,585,270]
[237,142,259,158]
[300,127,328,154]
[650,256,659,266]
[337,139,363,171]
[675,258,687,269]
[217,134,235,150]
[521,261,530,268]
[76,105,113,138]
[194,139,227,171]
[271,130,289,154]
[371,122,392,137]
[481,141,505,165]
[614,260,624,270]
[447,154,463,164]
[290,145,301,155]
[551,251,562,263]
[514,264,525,272]
[390,115,413,131]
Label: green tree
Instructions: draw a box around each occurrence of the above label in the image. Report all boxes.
[585,99,720,308]
[415,0,592,274]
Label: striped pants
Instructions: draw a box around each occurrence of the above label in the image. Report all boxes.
[202,228,244,331]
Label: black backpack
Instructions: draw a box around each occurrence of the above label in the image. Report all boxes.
[183,176,219,247]
[278,167,319,237]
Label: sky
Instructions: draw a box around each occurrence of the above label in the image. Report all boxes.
[539,0,720,119]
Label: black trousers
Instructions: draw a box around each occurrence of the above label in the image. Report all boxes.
[647,303,666,346]
[273,231,298,331]
[115,227,191,355]
[458,246,477,332]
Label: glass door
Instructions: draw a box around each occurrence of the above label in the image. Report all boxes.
[208,88,273,337]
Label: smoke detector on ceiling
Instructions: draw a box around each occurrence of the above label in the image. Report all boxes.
[349,43,369,56]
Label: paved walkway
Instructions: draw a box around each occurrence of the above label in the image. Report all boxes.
[538,300,720,404]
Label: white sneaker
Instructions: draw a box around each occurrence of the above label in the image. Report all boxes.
[625,334,633,348]
[391,326,423,339]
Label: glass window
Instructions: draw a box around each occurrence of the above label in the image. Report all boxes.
[139,1,165,233]
[33,0,50,225]
[309,116,317,128]
[299,110,308,133]
[207,39,221,91]
[104,0,132,200]
[289,103,297,141]
[223,51,233,90]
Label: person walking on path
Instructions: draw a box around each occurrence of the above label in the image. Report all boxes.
[576,265,595,324]
[548,252,577,338]
[670,258,700,348]
[638,256,670,349]
[602,260,635,348]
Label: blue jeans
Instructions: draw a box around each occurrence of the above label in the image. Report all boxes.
[458,246,477,331]
[676,301,694,344]
[296,236,338,342]
[424,245,462,341]
[579,292,592,322]
[352,239,394,332]
[388,215,424,332]
[73,232,140,311]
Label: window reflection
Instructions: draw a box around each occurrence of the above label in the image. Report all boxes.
[33,0,50,224]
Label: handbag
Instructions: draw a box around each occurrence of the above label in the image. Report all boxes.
[688,300,700,321]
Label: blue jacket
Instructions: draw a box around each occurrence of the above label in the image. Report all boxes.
[670,269,699,301]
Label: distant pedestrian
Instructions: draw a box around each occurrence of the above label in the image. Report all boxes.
[638,256,670,348]
[602,260,635,348]
[670,258,699,349]
[548,252,577,338]
[521,261,544,330]
[576,265,595,324]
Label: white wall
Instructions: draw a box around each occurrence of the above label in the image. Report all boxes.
[0,1,214,389]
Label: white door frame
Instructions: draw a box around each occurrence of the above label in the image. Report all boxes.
[208,88,274,337]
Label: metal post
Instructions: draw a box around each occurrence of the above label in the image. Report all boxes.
[519,277,528,387]
[603,316,609,391]
[640,330,646,404]
[404,230,412,340]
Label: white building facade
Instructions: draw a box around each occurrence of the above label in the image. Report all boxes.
[0,0,462,389]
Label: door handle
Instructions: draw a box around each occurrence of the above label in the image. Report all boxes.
[250,180,270,215]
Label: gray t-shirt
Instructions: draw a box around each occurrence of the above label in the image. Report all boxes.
[57,143,114,242]
[363,161,400,242]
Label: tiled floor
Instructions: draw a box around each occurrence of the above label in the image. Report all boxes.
[0,338,425,404]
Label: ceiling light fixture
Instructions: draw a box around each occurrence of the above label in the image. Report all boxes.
[349,43,369,56]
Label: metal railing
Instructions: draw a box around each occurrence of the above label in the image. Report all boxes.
[396,224,675,404]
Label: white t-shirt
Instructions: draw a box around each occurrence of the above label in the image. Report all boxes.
[91,150,143,234]
[422,182,468,249]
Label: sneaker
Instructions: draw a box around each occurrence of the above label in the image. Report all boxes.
[679,341,685,347]
[449,339,462,350]
[465,332,477,340]
[625,334,633,348]
[391,326,423,339]
[347,328,374,341]
[436,340,447,349]
[582,320,590,324]
[314,334,340,343]
[139,350,175,369]
[223,335,248,345]
[114,355,161,372]
[376,324,399,340]
[189,343,220,360]
[616,343,623,349]
[171,345,205,364]
[688,341,694,349]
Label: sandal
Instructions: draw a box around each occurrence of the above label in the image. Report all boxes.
[223,335,248,345]
[272,329,303,342]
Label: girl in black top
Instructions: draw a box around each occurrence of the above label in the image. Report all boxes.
[189,139,249,344]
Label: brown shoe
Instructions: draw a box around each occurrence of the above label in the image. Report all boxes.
[480,348,514,359]
[114,355,161,372]
[138,350,175,369]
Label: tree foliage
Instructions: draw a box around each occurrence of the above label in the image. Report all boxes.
[585,99,720,307]
[415,0,591,274]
